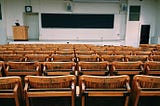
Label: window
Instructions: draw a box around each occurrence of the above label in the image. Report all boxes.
[129,6,141,21]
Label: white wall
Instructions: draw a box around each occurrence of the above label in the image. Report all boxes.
[0,0,160,46]
[0,0,7,44]
[38,0,124,41]
[156,0,160,43]
[125,0,157,47]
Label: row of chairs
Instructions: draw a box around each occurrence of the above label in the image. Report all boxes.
[0,49,158,55]
[1,53,160,63]
[1,75,160,106]
[1,61,160,77]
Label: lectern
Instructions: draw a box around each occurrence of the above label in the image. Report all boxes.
[12,26,29,41]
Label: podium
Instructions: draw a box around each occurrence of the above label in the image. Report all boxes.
[12,26,29,41]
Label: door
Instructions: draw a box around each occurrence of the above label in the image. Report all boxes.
[23,13,39,40]
[140,25,150,44]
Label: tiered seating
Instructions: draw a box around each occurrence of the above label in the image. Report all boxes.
[0,44,160,105]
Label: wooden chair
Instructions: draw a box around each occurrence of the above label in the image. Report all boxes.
[78,61,109,76]
[114,51,132,55]
[133,51,152,56]
[0,61,4,77]
[0,76,23,106]
[101,55,125,62]
[96,51,115,56]
[132,75,160,106]
[149,55,160,61]
[24,75,76,106]
[5,61,41,76]
[24,54,50,62]
[144,61,160,75]
[0,54,24,62]
[79,75,131,106]
[43,62,76,76]
[51,54,75,62]
[110,61,144,75]
[76,55,100,62]
[125,55,149,63]
[55,50,74,55]
[75,50,95,55]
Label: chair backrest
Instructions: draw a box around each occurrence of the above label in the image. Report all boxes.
[24,54,50,62]
[111,61,144,75]
[5,61,41,76]
[132,75,160,106]
[0,76,22,106]
[51,54,75,62]
[101,55,125,62]
[133,75,160,89]
[0,54,24,62]
[24,75,76,106]
[55,50,74,55]
[76,55,100,62]
[149,55,160,61]
[75,51,95,55]
[43,62,76,75]
[25,75,76,89]
[125,55,149,62]
[78,61,109,75]
[144,61,160,75]
[79,75,130,89]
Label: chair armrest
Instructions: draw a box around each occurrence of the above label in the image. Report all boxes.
[13,83,19,94]
[140,65,145,74]
[145,65,150,74]
[126,82,131,92]
[5,66,10,72]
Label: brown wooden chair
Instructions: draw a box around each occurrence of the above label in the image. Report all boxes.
[55,50,74,55]
[96,50,115,56]
[79,75,131,106]
[110,61,144,75]
[132,75,160,106]
[24,54,50,62]
[144,61,160,75]
[24,75,76,106]
[76,54,100,62]
[0,76,23,106]
[0,54,24,62]
[149,55,160,61]
[75,50,95,55]
[51,54,76,62]
[78,61,109,76]
[101,55,125,62]
[0,61,4,77]
[125,55,149,63]
[43,62,76,76]
[5,61,41,76]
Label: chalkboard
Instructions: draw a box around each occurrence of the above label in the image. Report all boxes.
[41,13,114,28]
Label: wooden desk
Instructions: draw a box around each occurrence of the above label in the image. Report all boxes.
[12,26,29,41]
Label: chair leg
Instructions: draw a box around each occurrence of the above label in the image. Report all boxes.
[81,96,85,106]
[15,95,20,106]
[25,96,30,106]
[124,96,129,106]
[133,94,140,106]
[72,95,75,106]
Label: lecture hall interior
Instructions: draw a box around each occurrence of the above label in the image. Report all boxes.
[1,0,160,106]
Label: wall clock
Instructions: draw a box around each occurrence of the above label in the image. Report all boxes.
[25,6,32,13]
